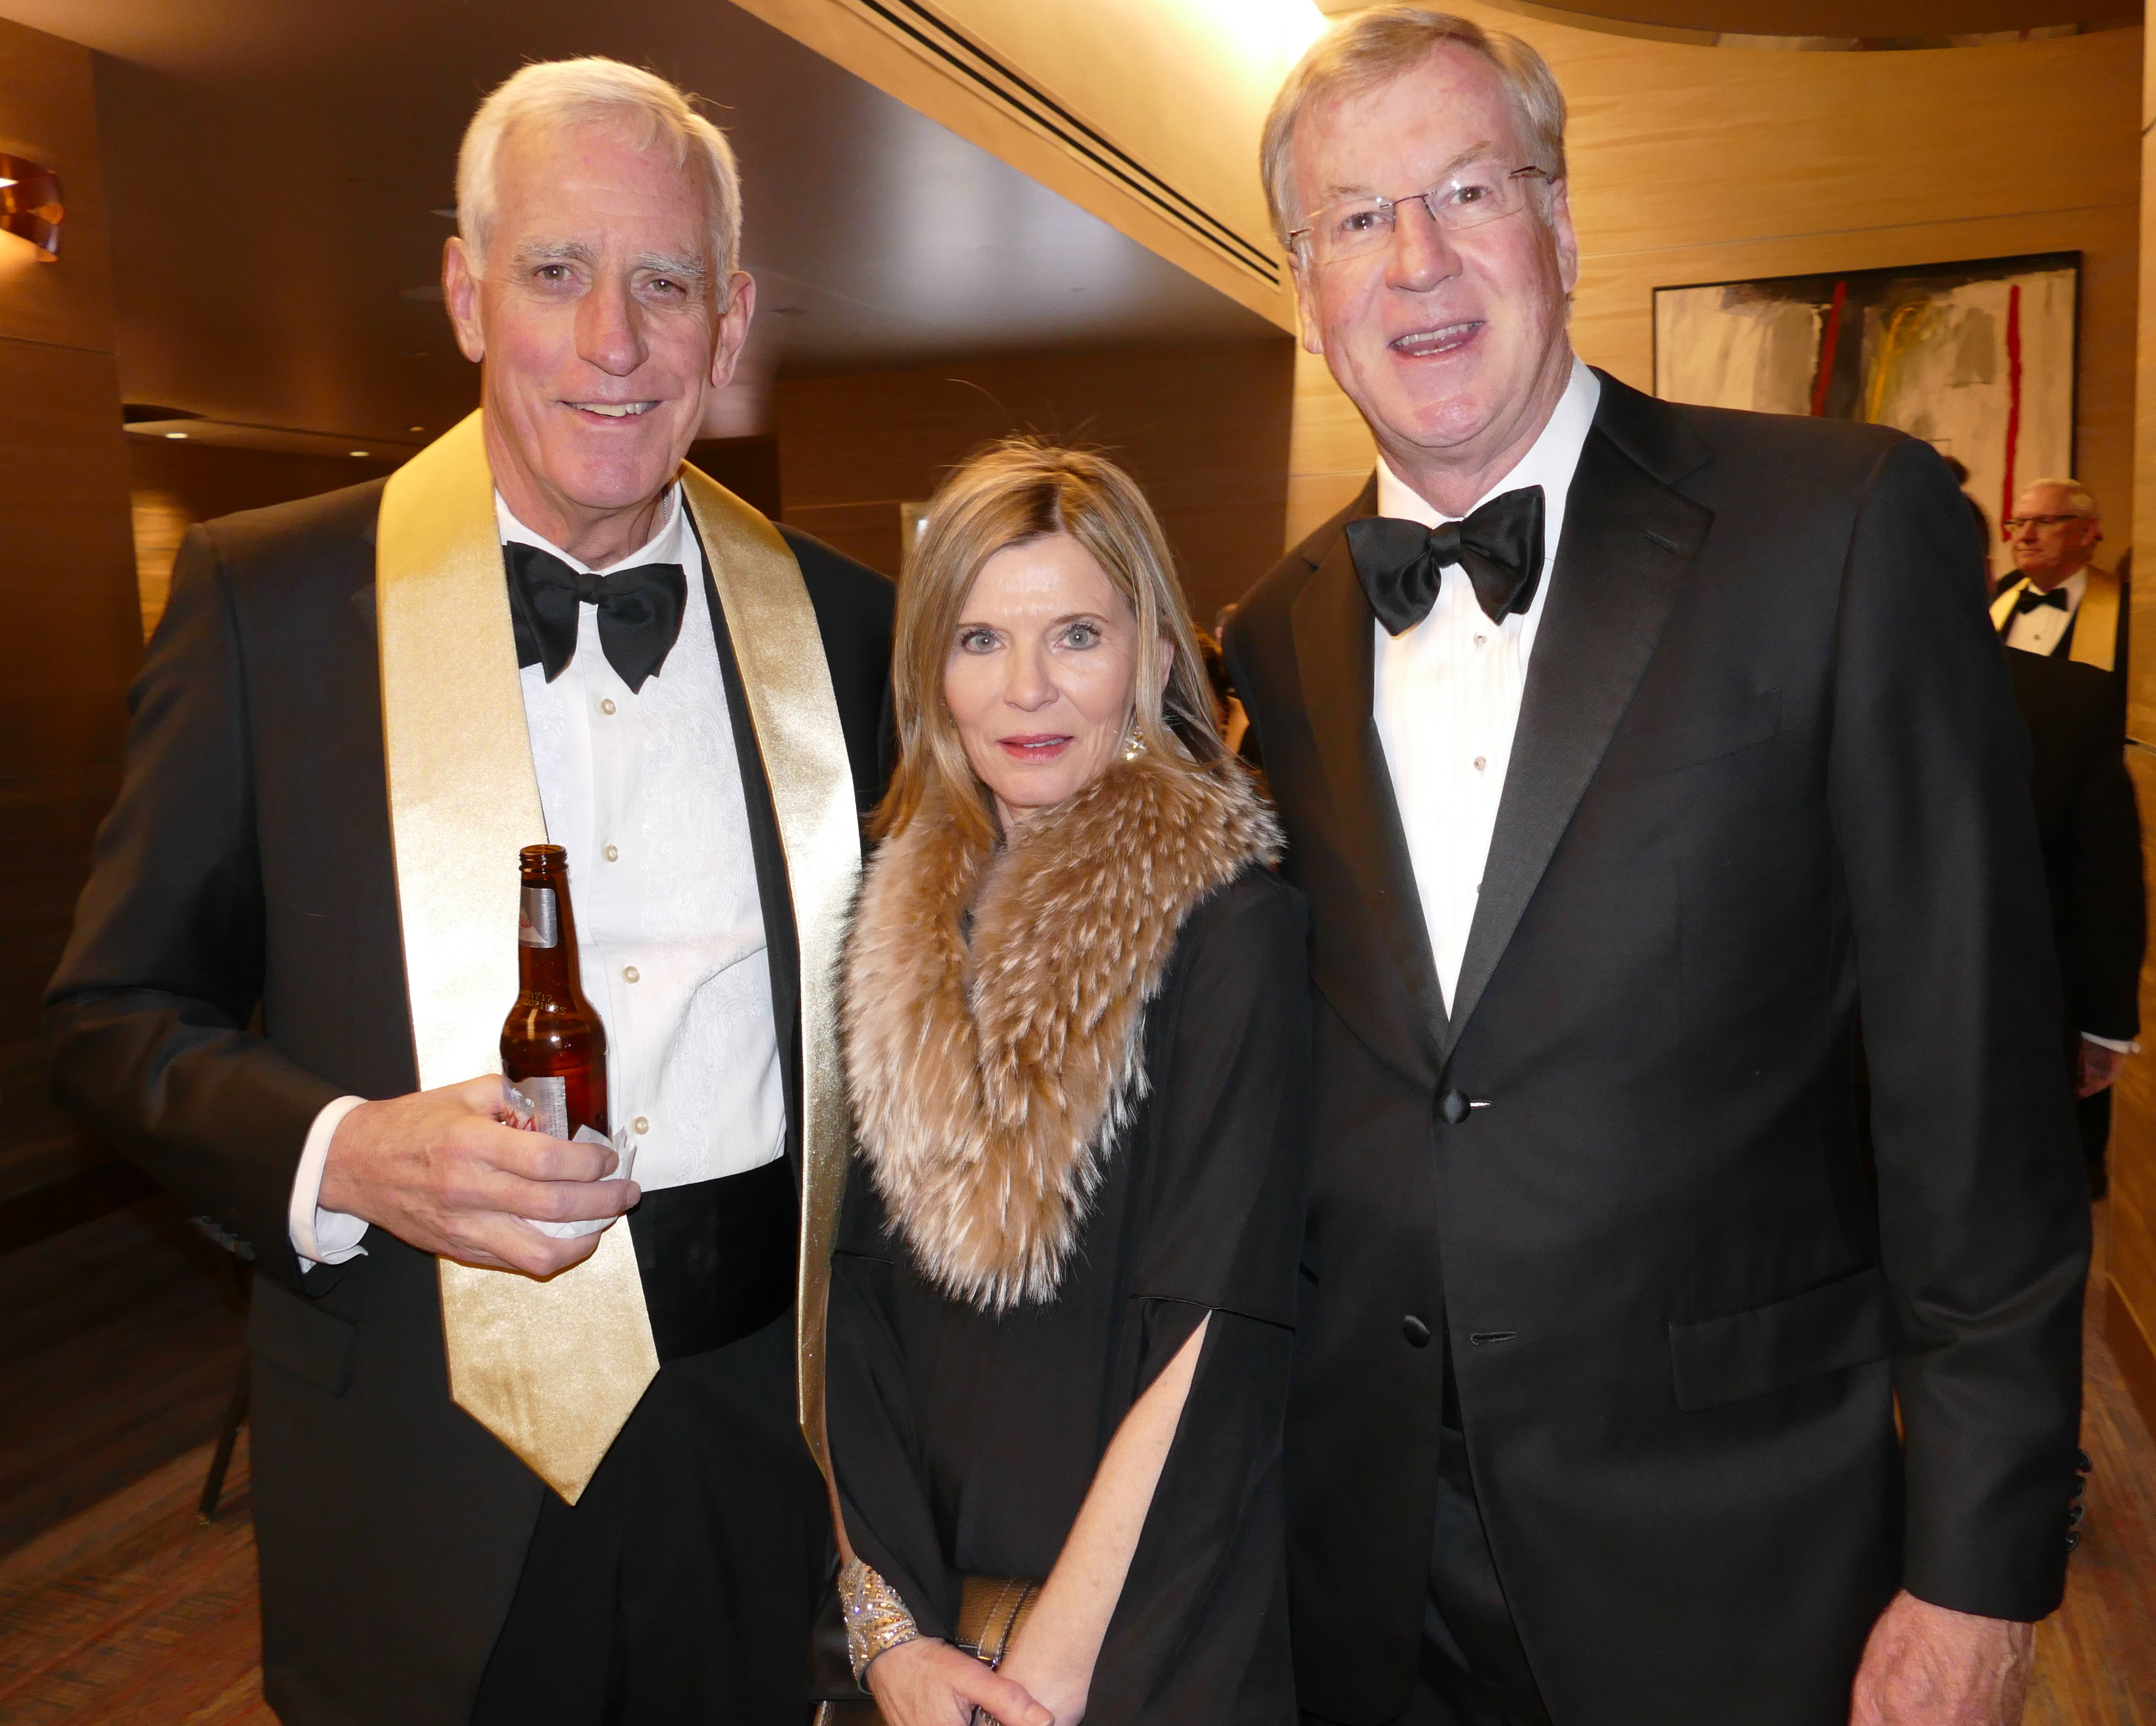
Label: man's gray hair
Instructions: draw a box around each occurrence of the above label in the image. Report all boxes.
[1261,6,1567,252]
[457,57,742,290]
[2019,476,2099,518]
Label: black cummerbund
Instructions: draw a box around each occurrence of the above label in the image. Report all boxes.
[625,1158,797,1363]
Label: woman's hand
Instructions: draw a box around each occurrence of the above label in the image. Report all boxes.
[990,1642,1088,1726]
[866,1638,1053,1726]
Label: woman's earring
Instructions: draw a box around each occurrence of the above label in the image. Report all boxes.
[1121,719,1146,762]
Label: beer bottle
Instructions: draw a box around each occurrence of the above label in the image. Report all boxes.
[501,844,609,1141]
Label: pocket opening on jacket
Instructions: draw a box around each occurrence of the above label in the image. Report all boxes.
[248,1274,359,1397]
[1667,1263,1899,1412]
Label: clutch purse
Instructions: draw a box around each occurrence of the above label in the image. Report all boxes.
[814,1574,1042,1726]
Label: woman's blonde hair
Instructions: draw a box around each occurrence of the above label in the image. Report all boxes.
[877,437,1222,846]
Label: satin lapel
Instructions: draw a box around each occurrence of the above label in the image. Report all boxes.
[1444,423,1710,1049]
[688,538,803,1196]
[378,409,657,1505]
[2068,568,2121,673]
[1289,499,1446,1081]
[676,463,860,1497]
[1990,577,2026,634]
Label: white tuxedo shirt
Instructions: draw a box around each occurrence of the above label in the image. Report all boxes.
[289,486,784,1266]
[1372,358,1600,1012]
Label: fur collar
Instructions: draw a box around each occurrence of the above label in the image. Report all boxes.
[843,754,1281,1312]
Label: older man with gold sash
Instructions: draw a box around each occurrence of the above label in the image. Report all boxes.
[46,58,890,1726]
[1992,477,2129,693]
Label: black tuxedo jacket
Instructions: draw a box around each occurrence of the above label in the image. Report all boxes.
[1226,373,2089,1726]
[44,478,893,1726]
[2005,648,2144,1043]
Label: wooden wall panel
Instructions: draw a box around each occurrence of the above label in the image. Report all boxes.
[125,439,400,639]
[773,339,1297,624]
[0,19,140,1218]
[1287,345,1377,547]
[1285,12,2142,548]
[2107,0,2156,1441]
[0,16,115,354]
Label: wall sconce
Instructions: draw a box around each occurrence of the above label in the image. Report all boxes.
[0,155,64,261]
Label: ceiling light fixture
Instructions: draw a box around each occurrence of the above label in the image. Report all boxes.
[0,154,63,260]
[350,450,371,458]
[165,431,189,439]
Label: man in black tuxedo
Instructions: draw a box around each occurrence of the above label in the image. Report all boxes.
[46,59,890,1726]
[1228,11,2089,1726]
[2004,650,2144,1197]
[1992,481,2128,699]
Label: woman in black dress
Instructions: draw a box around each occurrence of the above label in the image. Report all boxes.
[826,438,1311,1726]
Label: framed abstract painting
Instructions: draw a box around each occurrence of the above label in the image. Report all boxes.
[1652,252,2079,577]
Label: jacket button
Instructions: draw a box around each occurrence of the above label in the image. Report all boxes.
[1438,1089,1471,1124]
[1402,1314,1432,1348]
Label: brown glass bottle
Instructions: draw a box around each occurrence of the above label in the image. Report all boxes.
[501,845,609,1141]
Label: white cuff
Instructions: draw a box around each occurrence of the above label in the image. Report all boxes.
[291,1095,371,1270]
[2082,1033,2139,1055]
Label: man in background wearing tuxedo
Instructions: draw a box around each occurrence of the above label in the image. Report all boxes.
[47,59,890,1726]
[2002,648,2144,1197]
[1993,479,2129,697]
[1228,10,2089,1725]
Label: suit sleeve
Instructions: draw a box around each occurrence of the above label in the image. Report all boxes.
[1827,439,2091,1620]
[44,525,340,1290]
[2062,695,2144,1042]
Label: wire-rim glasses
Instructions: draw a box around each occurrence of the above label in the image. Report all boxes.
[1290,165,1553,267]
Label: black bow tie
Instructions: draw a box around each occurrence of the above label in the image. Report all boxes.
[1347,486,1546,635]
[504,541,687,694]
[2012,585,2070,616]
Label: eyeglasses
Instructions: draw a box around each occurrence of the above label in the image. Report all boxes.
[2003,513,2090,532]
[1289,165,1553,267]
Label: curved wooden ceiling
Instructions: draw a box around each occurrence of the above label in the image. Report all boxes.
[0,0,1282,448]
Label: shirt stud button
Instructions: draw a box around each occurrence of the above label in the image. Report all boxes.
[633,1116,649,1136]
[622,965,640,984]
[1474,756,1487,771]
[603,845,619,862]
[599,697,617,715]
[1475,634,1488,647]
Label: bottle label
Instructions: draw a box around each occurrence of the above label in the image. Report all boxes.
[511,1074,569,1138]
[518,885,559,949]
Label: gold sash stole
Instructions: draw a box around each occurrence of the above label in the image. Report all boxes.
[375,411,860,1502]
[1991,568,2121,674]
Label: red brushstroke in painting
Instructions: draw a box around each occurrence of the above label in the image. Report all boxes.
[2001,282,2023,537]
[1811,279,1847,416]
